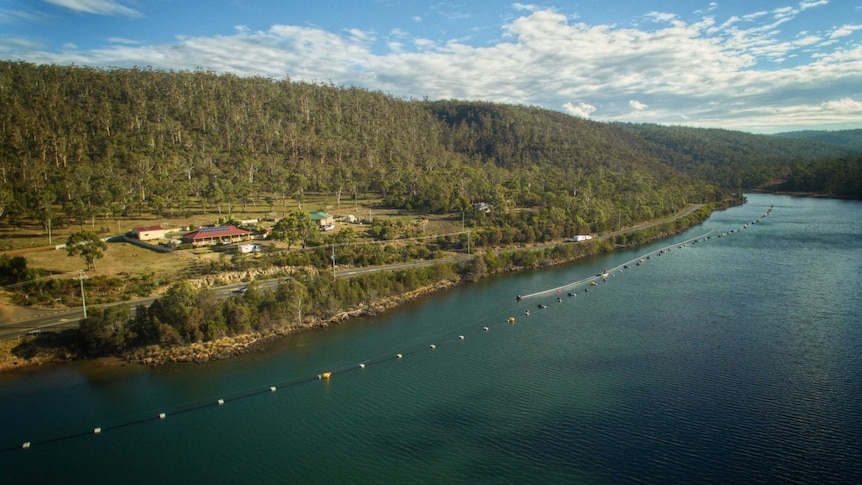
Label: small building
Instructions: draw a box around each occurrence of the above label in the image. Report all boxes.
[310,211,335,228]
[345,214,357,223]
[473,202,491,213]
[238,243,262,254]
[182,225,251,247]
[132,225,166,241]
[572,235,593,242]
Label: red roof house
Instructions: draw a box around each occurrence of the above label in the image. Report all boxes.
[182,225,251,246]
[132,225,166,241]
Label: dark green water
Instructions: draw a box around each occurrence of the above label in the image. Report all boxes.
[2,194,861,483]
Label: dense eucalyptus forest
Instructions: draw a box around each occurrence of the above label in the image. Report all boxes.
[1,60,726,239]
[3,60,859,359]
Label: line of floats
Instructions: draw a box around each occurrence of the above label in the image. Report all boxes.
[3,205,773,453]
[516,203,774,309]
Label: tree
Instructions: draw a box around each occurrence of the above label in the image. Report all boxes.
[0,254,38,285]
[153,279,199,340]
[271,211,318,249]
[66,230,107,270]
[79,304,133,354]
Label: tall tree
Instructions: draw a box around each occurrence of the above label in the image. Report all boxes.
[66,230,107,270]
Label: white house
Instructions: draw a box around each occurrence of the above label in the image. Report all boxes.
[132,225,166,241]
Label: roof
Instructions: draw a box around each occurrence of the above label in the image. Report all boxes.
[183,225,250,240]
[134,225,164,232]
[310,211,333,220]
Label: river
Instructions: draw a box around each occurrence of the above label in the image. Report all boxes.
[1,193,860,484]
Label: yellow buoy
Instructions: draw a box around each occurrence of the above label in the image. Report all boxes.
[321,372,332,379]
[508,317,516,324]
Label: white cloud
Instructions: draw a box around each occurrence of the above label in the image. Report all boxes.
[646,12,677,23]
[695,3,718,15]
[799,0,828,10]
[430,3,470,21]
[43,0,141,17]
[563,102,597,118]
[347,28,376,45]
[513,3,538,12]
[107,37,138,45]
[390,28,409,39]
[830,24,862,39]
[822,98,862,112]
[0,8,46,23]
[629,100,648,111]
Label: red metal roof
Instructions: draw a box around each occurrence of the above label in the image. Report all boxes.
[134,225,164,232]
[183,225,250,241]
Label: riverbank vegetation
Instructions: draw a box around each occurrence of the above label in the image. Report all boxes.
[1,60,857,369]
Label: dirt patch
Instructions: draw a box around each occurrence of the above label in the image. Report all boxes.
[0,294,50,323]
[0,331,79,372]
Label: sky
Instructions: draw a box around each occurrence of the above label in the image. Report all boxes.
[1,1,861,133]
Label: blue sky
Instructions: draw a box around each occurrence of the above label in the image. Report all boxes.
[1,0,861,133]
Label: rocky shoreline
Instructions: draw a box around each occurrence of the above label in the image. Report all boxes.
[125,279,459,367]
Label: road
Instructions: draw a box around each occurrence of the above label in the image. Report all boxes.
[0,205,705,340]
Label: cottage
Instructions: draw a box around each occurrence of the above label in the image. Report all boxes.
[310,211,335,230]
[132,225,166,241]
[182,225,251,247]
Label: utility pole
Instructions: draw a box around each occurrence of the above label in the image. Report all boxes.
[75,270,88,318]
[331,243,336,277]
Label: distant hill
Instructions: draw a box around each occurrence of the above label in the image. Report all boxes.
[616,123,857,188]
[772,129,862,151]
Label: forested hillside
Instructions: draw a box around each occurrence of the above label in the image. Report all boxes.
[0,61,725,238]
[616,123,858,189]
[773,129,862,151]
[776,154,862,198]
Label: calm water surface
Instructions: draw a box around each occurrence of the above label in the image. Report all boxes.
[1,193,860,483]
